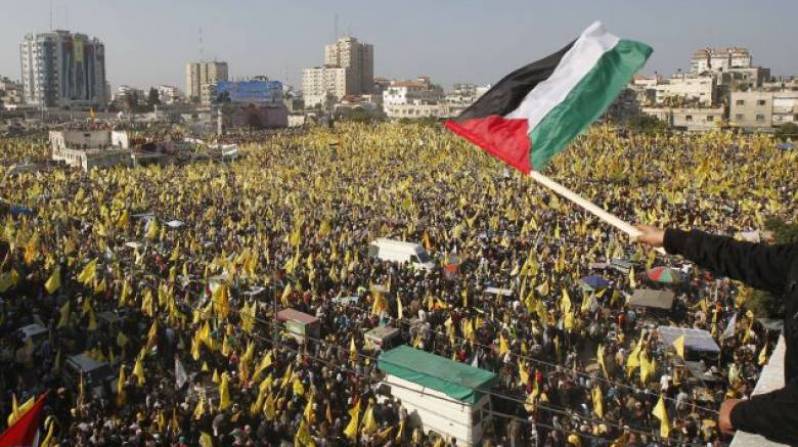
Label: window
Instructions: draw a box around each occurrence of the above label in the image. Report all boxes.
[685,115,693,122]
[756,114,765,122]
[735,114,744,121]
[735,99,745,106]
[707,115,715,122]
[757,99,767,106]
[794,114,798,121]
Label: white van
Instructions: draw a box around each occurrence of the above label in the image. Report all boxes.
[368,238,435,271]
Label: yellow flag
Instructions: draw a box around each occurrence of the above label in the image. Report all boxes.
[498,334,510,356]
[343,399,361,440]
[133,355,146,386]
[651,394,671,439]
[349,337,357,362]
[57,301,71,328]
[758,343,769,366]
[629,266,637,289]
[295,418,315,446]
[146,219,159,240]
[560,289,571,314]
[77,258,97,285]
[199,432,214,447]
[116,366,127,407]
[361,402,378,435]
[592,386,604,418]
[7,395,34,426]
[597,344,609,378]
[397,295,404,320]
[672,335,685,359]
[45,268,61,294]
[219,372,231,411]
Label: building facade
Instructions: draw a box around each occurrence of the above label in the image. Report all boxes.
[383,77,444,119]
[185,61,228,104]
[730,90,798,129]
[20,30,107,108]
[302,66,347,108]
[156,85,183,105]
[691,47,752,75]
[324,36,374,95]
[654,74,715,106]
[50,129,131,170]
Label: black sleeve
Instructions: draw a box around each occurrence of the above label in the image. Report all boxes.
[663,229,796,295]
[730,381,798,445]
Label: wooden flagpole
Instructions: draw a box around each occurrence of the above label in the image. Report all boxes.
[529,170,667,255]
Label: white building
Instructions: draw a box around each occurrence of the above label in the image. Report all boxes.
[443,83,491,117]
[50,129,131,170]
[730,90,798,129]
[691,47,752,75]
[302,66,347,108]
[383,77,444,119]
[185,61,228,104]
[156,85,183,105]
[654,74,715,106]
[20,30,107,108]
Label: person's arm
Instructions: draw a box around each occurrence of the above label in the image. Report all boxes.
[727,381,798,445]
[636,225,795,295]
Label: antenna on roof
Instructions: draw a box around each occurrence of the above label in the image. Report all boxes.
[49,0,53,31]
[334,13,338,41]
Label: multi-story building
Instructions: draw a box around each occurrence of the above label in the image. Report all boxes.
[114,85,145,108]
[156,85,183,105]
[730,91,774,129]
[641,106,725,132]
[185,61,228,104]
[691,47,752,75]
[20,30,107,108]
[443,83,491,117]
[383,77,445,119]
[302,66,347,108]
[654,74,715,107]
[730,90,798,129]
[324,36,374,95]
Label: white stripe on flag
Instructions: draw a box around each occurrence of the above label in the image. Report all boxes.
[504,21,619,130]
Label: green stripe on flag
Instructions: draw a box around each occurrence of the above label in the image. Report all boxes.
[529,39,652,170]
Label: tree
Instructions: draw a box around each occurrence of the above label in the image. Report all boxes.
[775,122,798,141]
[147,88,161,107]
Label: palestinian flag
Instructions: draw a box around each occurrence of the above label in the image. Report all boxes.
[446,22,652,173]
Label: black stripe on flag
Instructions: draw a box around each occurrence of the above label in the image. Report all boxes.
[457,40,576,120]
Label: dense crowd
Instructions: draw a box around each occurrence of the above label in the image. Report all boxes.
[0,122,796,446]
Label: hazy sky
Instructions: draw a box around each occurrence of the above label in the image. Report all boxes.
[2,0,796,91]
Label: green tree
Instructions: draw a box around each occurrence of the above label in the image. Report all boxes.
[775,122,798,141]
[147,88,161,107]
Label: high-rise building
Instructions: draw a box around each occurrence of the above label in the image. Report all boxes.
[185,61,229,104]
[323,36,374,95]
[20,30,107,108]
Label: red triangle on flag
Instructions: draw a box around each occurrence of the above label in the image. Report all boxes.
[0,393,47,447]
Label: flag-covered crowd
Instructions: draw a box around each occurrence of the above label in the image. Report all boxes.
[0,122,796,446]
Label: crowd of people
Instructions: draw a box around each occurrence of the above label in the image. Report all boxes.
[0,122,796,446]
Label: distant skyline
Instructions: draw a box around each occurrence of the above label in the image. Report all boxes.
[1,0,797,91]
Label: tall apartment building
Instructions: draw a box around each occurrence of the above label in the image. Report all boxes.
[185,61,229,104]
[324,36,374,95]
[20,30,107,108]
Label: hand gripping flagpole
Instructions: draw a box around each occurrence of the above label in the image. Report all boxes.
[529,170,667,255]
